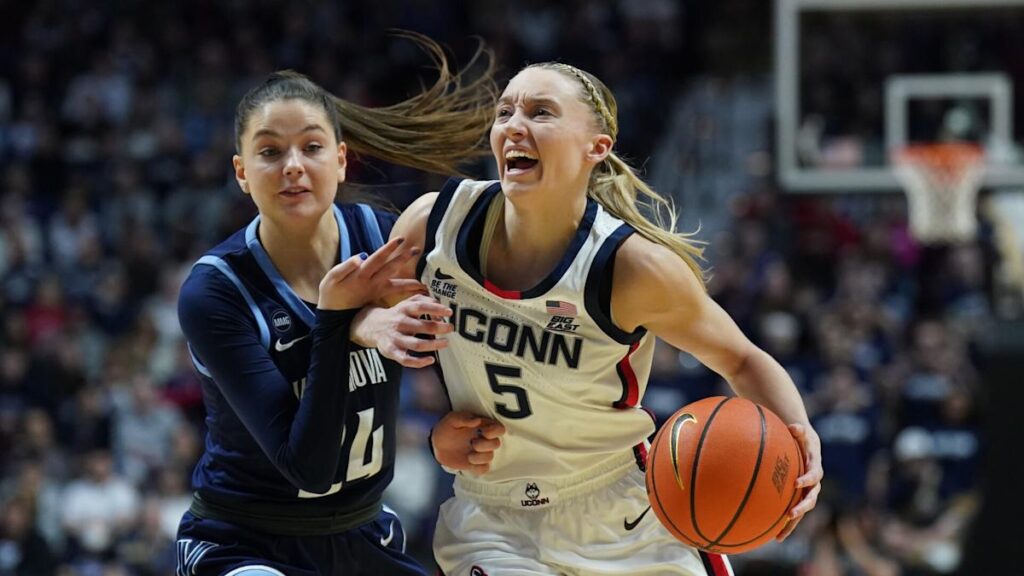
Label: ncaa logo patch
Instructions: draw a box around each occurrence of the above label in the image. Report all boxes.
[271,310,292,333]
[470,567,488,576]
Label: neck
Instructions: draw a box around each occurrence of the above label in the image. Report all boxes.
[258,210,338,301]
[486,188,588,290]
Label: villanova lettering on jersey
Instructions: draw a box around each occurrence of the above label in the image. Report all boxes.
[291,348,389,398]
[348,348,388,391]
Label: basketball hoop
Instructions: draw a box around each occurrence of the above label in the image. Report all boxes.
[892,142,985,244]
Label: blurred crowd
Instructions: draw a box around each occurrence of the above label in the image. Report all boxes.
[0,1,994,575]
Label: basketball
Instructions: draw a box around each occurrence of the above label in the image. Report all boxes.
[645,396,804,554]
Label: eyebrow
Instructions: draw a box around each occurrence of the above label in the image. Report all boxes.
[496,95,561,108]
[251,124,328,140]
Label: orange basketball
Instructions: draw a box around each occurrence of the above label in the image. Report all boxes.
[645,396,804,554]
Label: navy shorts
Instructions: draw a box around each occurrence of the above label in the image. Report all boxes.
[175,506,425,576]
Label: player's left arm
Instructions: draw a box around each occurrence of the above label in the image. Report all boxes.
[612,235,823,539]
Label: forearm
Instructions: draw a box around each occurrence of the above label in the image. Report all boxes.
[727,348,812,429]
[281,308,357,490]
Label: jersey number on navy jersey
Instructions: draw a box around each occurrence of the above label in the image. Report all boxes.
[297,407,384,498]
[486,363,533,419]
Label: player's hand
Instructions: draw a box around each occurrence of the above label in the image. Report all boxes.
[318,237,423,311]
[431,411,506,475]
[351,294,454,368]
[776,422,823,541]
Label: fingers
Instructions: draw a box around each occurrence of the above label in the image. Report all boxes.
[389,334,446,352]
[776,475,821,542]
[776,517,800,541]
[358,236,408,275]
[399,295,456,320]
[466,464,491,475]
[478,421,506,440]
[379,279,430,298]
[387,350,436,369]
[361,237,420,280]
[445,412,485,430]
[789,482,821,520]
[470,436,502,453]
[322,255,363,285]
[467,450,495,466]
[787,423,820,479]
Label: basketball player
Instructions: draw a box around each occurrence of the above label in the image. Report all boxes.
[174,39,497,575]
[387,63,825,575]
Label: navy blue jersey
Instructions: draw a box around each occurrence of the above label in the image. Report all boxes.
[178,203,403,525]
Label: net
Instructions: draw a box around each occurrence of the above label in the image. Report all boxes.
[892,142,985,244]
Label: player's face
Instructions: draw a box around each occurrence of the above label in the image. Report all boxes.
[491,68,611,200]
[233,99,346,222]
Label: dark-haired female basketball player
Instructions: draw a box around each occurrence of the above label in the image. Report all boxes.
[174,36,496,576]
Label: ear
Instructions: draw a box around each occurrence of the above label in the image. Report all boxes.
[232,155,249,194]
[336,141,348,184]
[586,134,614,164]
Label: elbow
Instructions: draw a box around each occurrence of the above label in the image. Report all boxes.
[296,477,335,495]
[276,450,340,494]
[286,467,337,495]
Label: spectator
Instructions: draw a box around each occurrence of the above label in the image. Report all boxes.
[60,450,139,560]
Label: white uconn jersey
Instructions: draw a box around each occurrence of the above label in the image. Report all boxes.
[419,178,657,496]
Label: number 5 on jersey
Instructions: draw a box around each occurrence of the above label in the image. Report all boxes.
[486,363,532,419]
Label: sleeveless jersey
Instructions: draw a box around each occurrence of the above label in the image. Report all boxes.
[419,178,657,486]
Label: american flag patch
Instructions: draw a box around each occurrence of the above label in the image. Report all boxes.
[545,300,577,316]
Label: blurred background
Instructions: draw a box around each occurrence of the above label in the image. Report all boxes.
[1,0,1022,574]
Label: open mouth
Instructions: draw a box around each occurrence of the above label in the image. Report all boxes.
[505,150,539,174]
[280,188,311,197]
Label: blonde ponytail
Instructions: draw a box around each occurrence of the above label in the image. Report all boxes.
[332,32,497,176]
[532,63,706,287]
[591,153,705,286]
[235,32,497,178]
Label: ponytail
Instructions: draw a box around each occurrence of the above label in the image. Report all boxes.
[236,31,497,178]
[591,152,705,286]
[531,62,706,287]
[331,31,498,176]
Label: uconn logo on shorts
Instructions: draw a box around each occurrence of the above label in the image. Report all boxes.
[470,567,488,576]
[520,482,550,507]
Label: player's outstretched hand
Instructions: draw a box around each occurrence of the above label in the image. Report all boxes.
[351,294,454,368]
[776,422,823,541]
[431,411,506,475]
[318,237,423,311]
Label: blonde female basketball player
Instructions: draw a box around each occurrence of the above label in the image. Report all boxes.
[385,62,824,575]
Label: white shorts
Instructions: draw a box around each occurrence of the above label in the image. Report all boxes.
[433,464,733,576]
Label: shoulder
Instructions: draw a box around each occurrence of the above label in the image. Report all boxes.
[336,202,399,247]
[178,260,252,333]
[611,234,705,332]
[336,201,398,225]
[391,192,439,244]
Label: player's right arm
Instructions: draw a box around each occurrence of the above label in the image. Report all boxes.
[351,192,455,367]
[180,239,418,494]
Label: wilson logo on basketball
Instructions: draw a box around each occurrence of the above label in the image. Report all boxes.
[771,453,791,495]
[521,482,549,507]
